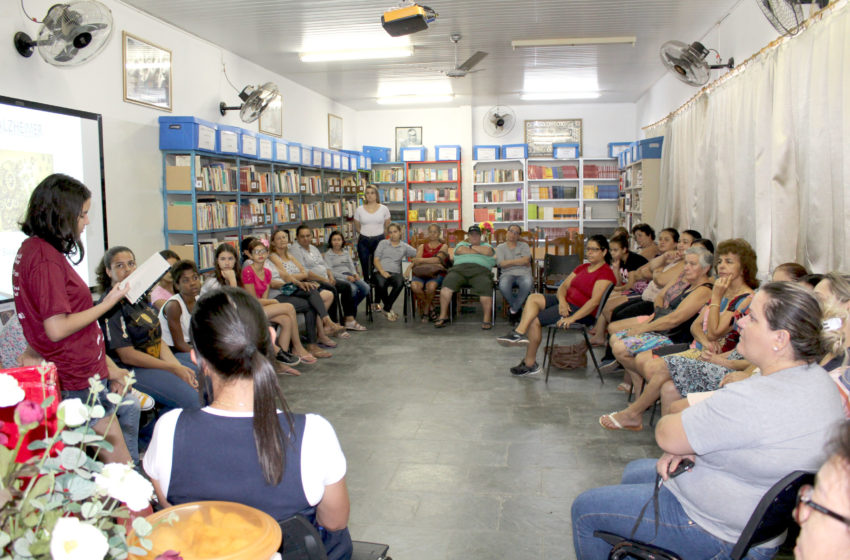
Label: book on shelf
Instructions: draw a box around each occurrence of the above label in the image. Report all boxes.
[299,175,321,194]
[196,199,239,230]
[527,164,578,180]
[407,167,457,182]
[274,197,299,223]
[473,188,522,203]
[583,184,619,200]
[199,163,238,191]
[582,164,618,179]
[409,188,459,202]
[474,168,524,183]
[379,187,405,202]
[473,207,523,223]
[526,204,578,221]
[240,198,273,226]
[530,185,577,199]
[409,207,459,222]
[275,169,299,193]
[373,167,404,183]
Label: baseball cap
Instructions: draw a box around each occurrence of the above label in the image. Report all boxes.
[467,225,482,234]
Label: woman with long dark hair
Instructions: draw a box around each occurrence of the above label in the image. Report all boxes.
[143,287,353,559]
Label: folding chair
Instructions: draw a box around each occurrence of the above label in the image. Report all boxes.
[542,282,616,383]
[592,470,815,560]
[279,514,392,560]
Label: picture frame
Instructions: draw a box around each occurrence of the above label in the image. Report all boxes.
[122,31,172,111]
[328,113,342,149]
[395,126,422,161]
[524,119,583,157]
[259,93,283,137]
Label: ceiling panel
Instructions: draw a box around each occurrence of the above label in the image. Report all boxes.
[123,0,742,109]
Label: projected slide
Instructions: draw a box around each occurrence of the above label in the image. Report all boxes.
[0,98,106,300]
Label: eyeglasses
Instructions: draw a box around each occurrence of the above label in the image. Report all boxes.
[586,246,602,253]
[252,249,268,256]
[796,484,850,528]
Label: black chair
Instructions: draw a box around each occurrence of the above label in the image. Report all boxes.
[542,282,616,383]
[541,254,581,292]
[592,470,815,560]
[279,514,392,560]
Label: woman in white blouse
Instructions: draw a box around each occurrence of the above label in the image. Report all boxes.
[354,184,390,282]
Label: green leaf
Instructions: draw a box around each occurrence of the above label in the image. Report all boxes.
[26,439,50,450]
[0,445,14,480]
[81,501,100,519]
[22,512,39,527]
[65,476,96,501]
[106,392,123,405]
[59,447,87,470]
[131,517,153,537]
[139,537,152,550]
[90,404,105,419]
[59,430,84,445]
[41,457,61,472]
[13,537,31,556]
[87,439,114,452]
[128,545,149,555]
[0,531,11,549]
[28,540,50,556]
[40,395,55,408]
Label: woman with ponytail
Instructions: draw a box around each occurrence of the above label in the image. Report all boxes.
[143,287,352,560]
[814,272,850,416]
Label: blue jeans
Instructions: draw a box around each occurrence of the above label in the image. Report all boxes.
[498,273,533,314]
[133,353,202,412]
[571,459,778,560]
[335,278,369,315]
[60,387,141,466]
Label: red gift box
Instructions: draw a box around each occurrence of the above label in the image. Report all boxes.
[0,363,61,463]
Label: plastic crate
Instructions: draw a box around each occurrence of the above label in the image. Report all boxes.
[322,149,334,169]
[553,143,580,159]
[274,140,289,163]
[400,146,426,162]
[434,145,461,161]
[608,142,631,158]
[159,116,217,152]
[308,147,321,167]
[473,145,500,161]
[287,142,301,164]
[363,145,391,163]
[239,129,258,158]
[216,125,242,154]
[635,136,664,160]
[301,145,313,167]
[501,144,528,159]
[340,153,350,171]
[332,152,343,170]
[257,134,274,161]
[364,156,372,169]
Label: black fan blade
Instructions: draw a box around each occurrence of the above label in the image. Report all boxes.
[54,43,79,62]
[458,51,488,72]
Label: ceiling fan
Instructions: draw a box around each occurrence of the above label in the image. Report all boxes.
[444,33,487,78]
[659,40,734,87]
[754,0,829,36]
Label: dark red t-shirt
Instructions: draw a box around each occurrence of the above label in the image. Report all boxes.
[13,237,108,391]
[566,263,616,312]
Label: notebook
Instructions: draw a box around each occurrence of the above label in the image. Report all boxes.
[117,253,172,304]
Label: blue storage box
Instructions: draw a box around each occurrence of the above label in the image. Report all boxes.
[239,129,258,158]
[434,145,461,161]
[364,156,372,169]
[286,142,301,164]
[617,151,627,169]
[216,124,241,154]
[501,144,528,159]
[332,152,343,170]
[473,145,500,160]
[323,149,334,169]
[300,145,312,166]
[274,140,289,162]
[635,136,664,160]
[608,142,631,158]
[257,134,274,161]
[309,147,322,167]
[362,145,391,163]
[159,116,217,152]
[400,146,426,162]
[553,143,579,159]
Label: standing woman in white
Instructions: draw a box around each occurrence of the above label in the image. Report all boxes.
[353,185,391,296]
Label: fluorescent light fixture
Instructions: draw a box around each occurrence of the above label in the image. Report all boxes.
[521,92,601,100]
[299,45,413,62]
[511,36,636,49]
[376,94,454,105]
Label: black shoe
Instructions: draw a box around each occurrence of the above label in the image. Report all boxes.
[509,359,527,375]
[511,361,541,377]
[276,349,301,366]
[598,358,621,373]
[496,330,529,347]
[509,311,521,326]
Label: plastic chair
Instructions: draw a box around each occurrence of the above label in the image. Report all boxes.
[542,282,615,383]
[592,470,815,560]
[279,514,392,560]
[541,254,581,292]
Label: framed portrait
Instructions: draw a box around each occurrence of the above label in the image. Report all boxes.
[524,119,582,157]
[328,113,342,149]
[259,93,283,137]
[122,31,172,111]
[395,126,422,160]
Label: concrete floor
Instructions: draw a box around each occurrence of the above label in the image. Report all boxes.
[280,305,661,560]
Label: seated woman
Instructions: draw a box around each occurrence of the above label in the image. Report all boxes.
[793,419,850,560]
[496,235,616,377]
[149,249,179,311]
[572,282,846,560]
[373,223,416,322]
[323,231,368,331]
[143,287,353,560]
[159,260,200,356]
[410,223,448,322]
[631,223,660,261]
[816,273,850,414]
[772,261,809,282]
[268,228,343,358]
[98,248,200,412]
[600,240,757,430]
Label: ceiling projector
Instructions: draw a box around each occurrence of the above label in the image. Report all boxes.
[381,3,437,37]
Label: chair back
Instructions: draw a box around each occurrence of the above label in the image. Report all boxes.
[279,514,328,560]
[519,230,537,246]
[545,236,571,256]
[593,282,616,322]
[730,471,815,560]
[493,228,508,244]
[542,254,581,290]
[447,229,466,247]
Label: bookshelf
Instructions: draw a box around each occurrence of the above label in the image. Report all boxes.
[472,159,526,229]
[371,162,407,237]
[405,160,462,240]
[618,158,660,232]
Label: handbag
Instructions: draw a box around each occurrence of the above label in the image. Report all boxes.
[411,262,446,279]
[550,341,588,369]
[279,282,299,296]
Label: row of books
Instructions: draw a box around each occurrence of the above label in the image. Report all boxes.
[538,226,579,240]
[583,164,618,179]
[275,170,299,193]
[527,204,579,220]
[407,168,458,182]
[473,188,522,203]
[473,207,524,223]
[239,166,273,193]
[527,164,579,180]
[240,199,273,226]
[529,185,577,199]
[197,200,239,230]
[301,200,343,221]
[300,175,322,194]
[373,167,404,183]
[274,197,299,223]
[409,188,459,202]
[379,187,405,202]
[583,185,619,200]
[408,208,460,221]
[474,168,524,183]
[198,163,239,191]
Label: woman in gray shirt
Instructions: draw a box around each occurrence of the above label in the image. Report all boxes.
[373,223,416,321]
[324,231,368,331]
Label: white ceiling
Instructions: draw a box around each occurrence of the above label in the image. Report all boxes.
[122,0,744,110]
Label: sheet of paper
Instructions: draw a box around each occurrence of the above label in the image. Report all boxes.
[118,253,171,304]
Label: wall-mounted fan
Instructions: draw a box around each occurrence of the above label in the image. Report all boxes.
[483,106,516,138]
[754,0,829,36]
[444,33,487,78]
[659,41,734,87]
[219,82,279,123]
[14,1,113,66]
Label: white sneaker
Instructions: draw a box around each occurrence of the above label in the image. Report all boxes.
[132,389,156,411]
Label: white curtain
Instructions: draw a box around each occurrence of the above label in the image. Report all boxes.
[648,1,850,276]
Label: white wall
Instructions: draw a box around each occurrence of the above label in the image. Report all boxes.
[635,0,781,133]
[1,0,357,259]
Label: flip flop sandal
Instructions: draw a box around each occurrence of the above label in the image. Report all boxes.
[297,353,317,365]
[434,318,448,328]
[336,331,351,339]
[599,412,643,431]
[481,322,493,330]
[318,340,338,349]
[616,382,632,393]
[345,322,368,331]
[312,348,332,358]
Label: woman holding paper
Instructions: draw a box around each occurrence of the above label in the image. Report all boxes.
[96,246,201,411]
[13,173,134,464]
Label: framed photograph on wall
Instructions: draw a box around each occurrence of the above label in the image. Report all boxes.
[328,113,342,149]
[524,119,582,156]
[395,126,422,160]
[259,93,282,137]
[122,31,172,111]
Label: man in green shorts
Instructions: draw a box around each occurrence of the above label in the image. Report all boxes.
[435,225,496,329]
